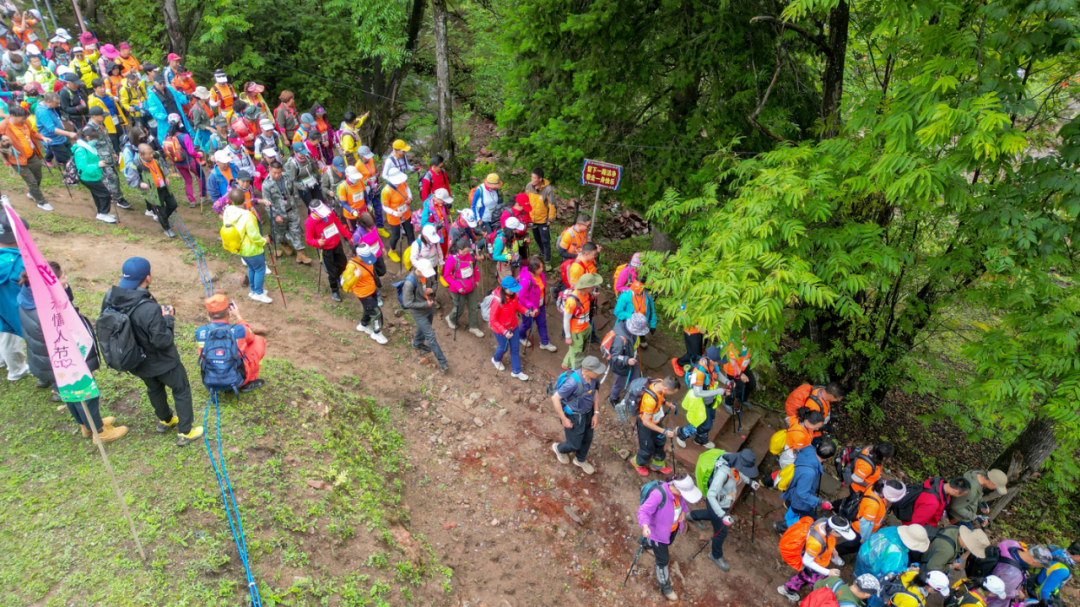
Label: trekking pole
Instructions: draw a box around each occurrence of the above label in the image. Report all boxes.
[265,233,288,309]
[316,248,324,293]
[690,525,727,561]
[622,538,646,586]
[750,486,758,546]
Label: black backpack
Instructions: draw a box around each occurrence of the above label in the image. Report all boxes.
[837,490,869,523]
[97,298,153,372]
[834,446,875,486]
[893,478,946,523]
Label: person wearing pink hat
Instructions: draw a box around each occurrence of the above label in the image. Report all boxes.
[97,43,119,78]
[163,53,182,84]
[240,82,271,120]
[117,42,141,76]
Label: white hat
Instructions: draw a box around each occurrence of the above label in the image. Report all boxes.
[671,475,702,504]
[355,243,376,262]
[193,86,211,100]
[433,188,453,204]
[55,27,71,40]
[827,516,856,541]
[167,113,181,125]
[413,258,435,278]
[345,166,362,182]
[504,217,524,231]
[982,575,1007,599]
[259,118,274,131]
[386,167,407,186]
[358,145,374,160]
[262,148,278,159]
[312,201,333,219]
[55,65,72,76]
[926,570,950,597]
[26,45,41,57]
[71,46,83,54]
[213,149,234,164]
[214,71,228,84]
[459,209,478,228]
[421,224,442,244]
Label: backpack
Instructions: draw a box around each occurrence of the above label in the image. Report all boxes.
[393,274,420,307]
[555,289,582,315]
[834,446,875,486]
[694,448,726,496]
[613,263,628,288]
[799,587,840,607]
[779,516,818,570]
[769,428,788,455]
[893,478,945,523]
[785,383,828,418]
[880,577,924,607]
[220,218,246,254]
[198,325,246,392]
[340,260,372,293]
[964,546,1004,584]
[639,480,667,511]
[480,290,497,322]
[546,369,581,398]
[682,360,713,390]
[599,330,623,359]
[62,157,79,185]
[96,298,153,372]
[613,376,656,424]
[560,258,585,289]
[836,490,876,524]
[162,135,186,163]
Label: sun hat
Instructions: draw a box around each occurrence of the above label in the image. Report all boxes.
[671,475,703,504]
[312,201,333,219]
[574,273,603,290]
[413,258,436,278]
[722,448,760,479]
[434,188,453,204]
[499,276,521,293]
[926,570,950,597]
[504,217,524,231]
[484,173,501,186]
[459,209,478,227]
[118,257,151,289]
[581,356,606,375]
[246,82,264,93]
[259,118,273,131]
[358,146,375,160]
[981,576,1007,600]
[345,166,362,182]
[79,31,96,45]
[626,313,649,337]
[897,525,931,552]
[854,575,881,594]
[421,224,442,244]
[959,527,991,559]
[828,516,856,541]
[392,139,410,151]
[630,252,643,267]
[1031,544,1054,566]
[204,294,229,313]
[213,149,233,164]
[386,167,407,186]
[986,469,1008,494]
[167,113,181,125]
[100,43,119,59]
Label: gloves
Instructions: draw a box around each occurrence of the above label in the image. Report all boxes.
[821,501,833,511]
[750,481,761,491]
[722,515,734,526]
[650,327,656,335]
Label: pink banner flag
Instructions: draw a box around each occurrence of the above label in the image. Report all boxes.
[3,199,100,402]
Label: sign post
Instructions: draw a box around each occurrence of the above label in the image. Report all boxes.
[580,159,622,240]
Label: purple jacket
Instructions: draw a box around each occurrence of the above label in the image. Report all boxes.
[636,482,685,545]
[516,267,546,311]
[986,540,1026,607]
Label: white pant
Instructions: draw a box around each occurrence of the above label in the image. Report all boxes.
[0,332,29,380]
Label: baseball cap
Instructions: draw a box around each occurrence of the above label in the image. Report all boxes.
[292,141,307,154]
[119,41,131,50]
[433,188,453,204]
[357,146,374,160]
[166,52,180,61]
[459,209,478,227]
[392,139,410,151]
[421,224,442,244]
[499,276,521,293]
[504,217,524,231]
[926,570,950,597]
[213,149,233,164]
[259,118,274,131]
[827,516,856,541]
[345,166,362,182]
[205,294,229,313]
[671,474,703,504]
[986,469,1008,494]
[88,106,104,116]
[236,170,252,182]
[413,258,435,278]
[331,157,346,173]
[581,356,606,375]
[312,201,333,219]
[214,70,228,83]
[355,243,376,264]
[118,257,151,289]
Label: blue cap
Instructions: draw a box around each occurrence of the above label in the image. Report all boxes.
[292,141,306,154]
[332,156,345,172]
[705,346,723,362]
[300,112,315,126]
[119,257,151,289]
[499,276,521,293]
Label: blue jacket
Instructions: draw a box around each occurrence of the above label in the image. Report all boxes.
[207,163,241,202]
[613,288,657,328]
[471,184,500,224]
[145,86,192,143]
[0,247,25,336]
[33,103,68,146]
[781,445,824,514]
[1032,562,1071,600]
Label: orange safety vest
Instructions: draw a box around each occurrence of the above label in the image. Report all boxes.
[356,157,377,181]
[383,184,411,225]
[145,159,166,188]
[722,341,751,377]
[338,179,367,219]
[212,83,237,112]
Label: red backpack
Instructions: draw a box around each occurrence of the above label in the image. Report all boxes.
[560,259,585,289]
[800,587,840,607]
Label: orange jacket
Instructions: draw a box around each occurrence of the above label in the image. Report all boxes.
[849,446,881,493]
[784,384,831,436]
[0,119,44,166]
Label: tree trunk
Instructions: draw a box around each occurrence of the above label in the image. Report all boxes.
[431,0,456,178]
[362,0,427,154]
[820,0,849,137]
[161,0,186,56]
[987,414,1058,519]
[650,229,679,253]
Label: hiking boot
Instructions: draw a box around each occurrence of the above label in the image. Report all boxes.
[649,461,673,475]
[492,358,505,372]
[439,363,449,373]
[295,252,313,265]
[156,415,179,433]
[378,227,390,238]
[248,291,273,304]
[176,426,205,446]
[469,328,484,338]
[163,229,176,238]
[572,458,595,475]
[80,417,117,438]
[690,518,707,531]
[370,331,388,345]
[639,341,649,350]
[239,379,266,393]
[661,588,678,602]
[445,315,457,329]
[35,378,49,388]
[778,586,800,603]
[96,213,117,224]
[275,248,285,258]
[95,424,129,443]
[632,461,650,476]
[670,358,683,377]
[387,250,401,263]
[50,390,62,402]
[773,521,788,534]
[511,372,529,381]
[539,343,557,352]
[377,294,384,307]
[281,242,296,256]
[356,322,372,335]
[331,291,342,302]
[188,202,198,209]
[709,555,731,572]
[37,202,54,212]
[552,443,569,465]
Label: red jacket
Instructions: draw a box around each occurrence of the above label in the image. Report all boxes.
[488,289,528,336]
[907,477,950,527]
[420,168,450,201]
[304,212,347,249]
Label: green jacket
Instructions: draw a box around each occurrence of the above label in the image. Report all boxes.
[222,204,266,257]
[72,140,103,182]
[921,526,962,573]
[946,470,986,523]
[813,576,865,606]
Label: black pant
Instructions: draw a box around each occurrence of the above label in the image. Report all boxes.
[532,224,552,262]
[634,418,667,467]
[690,506,729,559]
[155,186,178,230]
[322,245,347,294]
[389,222,415,253]
[648,538,671,568]
[50,142,73,165]
[140,364,194,434]
[298,185,325,209]
[728,368,757,404]
[373,256,386,288]
[557,410,594,461]
[82,178,112,214]
[108,132,121,155]
[359,295,382,332]
[676,332,705,368]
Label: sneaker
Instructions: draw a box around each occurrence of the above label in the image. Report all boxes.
[632,461,650,476]
[572,458,595,475]
[80,417,117,437]
[521,339,532,347]
[116,200,132,210]
[670,358,684,377]
[239,379,266,393]
[511,371,529,381]
[95,424,129,443]
[439,363,449,373]
[370,331,388,345]
[356,322,372,335]
[690,518,707,531]
[176,426,205,446]
[6,369,28,382]
[156,415,179,433]
[26,191,35,200]
[446,315,457,329]
[778,586,801,603]
[412,344,432,353]
[36,202,54,212]
[377,294,383,307]
[539,343,557,352]
[163,229,176,238]
[649,461,673,475]
[51,391,61,402]
[831,553,845,567]
[144,209,157,218]
[331,292,342,302]
[675,436,687,448]
[491,358,505,372]
[248,291,273,304]
[469,328,484,338]
[552,443,569,465]
[96,213,117,223]
[35,378,49,388]
[699,441,716,449]
[709,555,731,572]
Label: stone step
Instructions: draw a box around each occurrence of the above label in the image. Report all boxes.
[732,421,779,505]
[671,407,761,471]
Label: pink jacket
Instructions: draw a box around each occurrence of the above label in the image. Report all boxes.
[615,264,639,295]
[516,267,546,311]
[443,253,478,294]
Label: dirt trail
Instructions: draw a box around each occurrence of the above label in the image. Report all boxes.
[6,181,800,606]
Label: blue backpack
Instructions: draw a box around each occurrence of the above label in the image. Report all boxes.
[199,326,246,392]
[393,274,420,307]
[639,480,667,510]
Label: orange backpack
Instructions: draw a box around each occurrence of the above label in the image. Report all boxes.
[784,384,814,418]
[778,516,817,570]
[162,136,185,163]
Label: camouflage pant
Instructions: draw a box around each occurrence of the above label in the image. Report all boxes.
[273,208,305,252]
[101,164,127,203]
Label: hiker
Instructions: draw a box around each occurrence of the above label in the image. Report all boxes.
[501,192,532,235]
[34,91,77,165]
[410,225,444,294]
[443,238,484,337]
[274,90,299,143]
[195,294,266,394]
[1026,542,1080,602]
[526,168,557,265]
[946,575,1008,607]
[674,347,729,449]
[985,541,1054,607]
[120,127,160,221]
[73,127,117,224]
[287,141,323,208]
[211,171,259,215]
[348,212,386,304]
[226,132,258,179]
[86,106,132,212]
[0,105,53,211]
[721,333,757,410]
[88,77,127,152]
[309,104,335,164]
[776,515,855,602]
[691,448,760,571]
[115,42,140,75]
[922,526,993,574]
[304,201,348,302]
[189,86,215,154]
[834,479,907,557]
[337,111,369,164]
[231,105,260,154]
[0,212,30,382]
[899,476,971,527]
[550,355,606,475]
[561,272,601,369]
[209,70,238,117]
[420,187,453,259]
[322,156,347,218]
[449,209,482,250]
[887,570,953,607]
[946,469,1008,529]
[170,68,196,98]
[117,71,147,130]
[355,146,385,233]
[516,255,557,351]
[614,252,644,296]
[207,117,231,157]
[382,138,417,182]
[22,50,56,90]
[491,218,524,278]
[784,383,844,437]
[401,258,449,372]
[345,243,388,344]
[564,242,599,289]
[843,442,895,494]
[419,154,449,201]
[606,312,650,406]
[470,173,503,231]
[489,275,536,381]
[382,166,414,262]
[205,149,240,203]
[557,214,590,260]
[851,524,930,578]
[776,438,836,533]
[2,51,27,83]
[102,61,124,97]
[630,376,681,475]
[162,53,183,86]
[254,118,285,161]
[264,160,313,265]
[809,575,880,607]
[637,474,703,602]
[240,82,272,119]
[131,143,180,238]
[162,115,204,208]
[145,72,191,144]
[58,73,90,130]
[613,279,657,350]
[100,257,204,445]
[670,325,705,378]
[777,407,826,470]
[221,188,272,304]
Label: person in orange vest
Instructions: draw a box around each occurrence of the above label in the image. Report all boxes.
[230,103,260,154]
[240,82,272,119]
[614,279,657,348]
[556,213,590,260]
[355,146,386,234]
[630,376,681,476]
[381,166,414,262]
[309,104,335,165]
[343,243,388,344]
[561,272,601,369]
[834,479,907,558]
[844,443,895,494]
[338,165,369,227]
[783,383,844,438]
[777,514,854,602]
[721,334,756,412]
[116,42,141,76]
[209,70,238,117]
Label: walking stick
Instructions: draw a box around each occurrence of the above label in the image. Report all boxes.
[622,538,646,586]
[316,248,324,293]
[690,524,727,561]
[266,226,288,309]
[750,486,758,546]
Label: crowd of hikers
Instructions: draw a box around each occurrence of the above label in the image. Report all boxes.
[0,16,1076,607]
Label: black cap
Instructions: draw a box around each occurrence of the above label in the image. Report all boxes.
[236,170,252,181]
[141,61,158,72]
[62,73,78,83]
[90,77,103,88]
[88,106,104,116]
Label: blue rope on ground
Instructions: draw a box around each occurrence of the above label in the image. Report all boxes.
[204,391,262,607]
[172,216,213,298]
